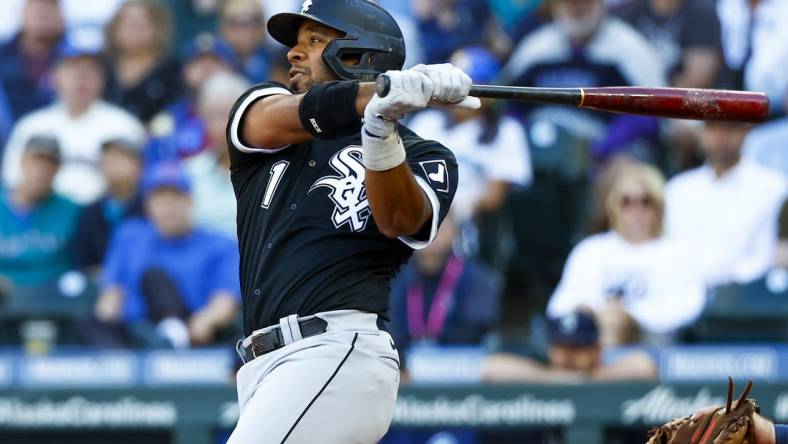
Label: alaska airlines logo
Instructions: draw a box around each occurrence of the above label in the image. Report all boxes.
[310,146,370,232]
[301,0,313,13]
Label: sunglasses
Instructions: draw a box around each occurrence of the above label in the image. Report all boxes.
[620,194,654,208]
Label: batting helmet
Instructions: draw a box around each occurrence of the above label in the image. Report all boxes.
[267,0,406,81]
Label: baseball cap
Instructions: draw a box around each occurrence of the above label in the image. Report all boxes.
[24,135,61,163]
[54,40,101,65]
[182,33,238,67]
[450,46,500,84]
[546,311,599,347]
[142,162,191,197]
[100,137,143,156]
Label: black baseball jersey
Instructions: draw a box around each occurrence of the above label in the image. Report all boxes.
[226,82,458,335]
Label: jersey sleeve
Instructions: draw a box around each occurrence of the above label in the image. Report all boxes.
[398,135,459,250]
[226,81,294,154]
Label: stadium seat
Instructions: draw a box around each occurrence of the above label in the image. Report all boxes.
[691,270,788,342]
[0,271,98,347]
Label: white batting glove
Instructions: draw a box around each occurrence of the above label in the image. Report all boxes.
[362,70,433,171]
[364,69,434,127]
[410,63,481,110]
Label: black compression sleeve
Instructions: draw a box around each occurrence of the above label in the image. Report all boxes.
[298,80,362,139]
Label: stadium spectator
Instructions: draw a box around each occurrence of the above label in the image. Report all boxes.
[72,138,144,275]
[103,0,182,123]
[0,0,125,49]
[509,1,553,49]
[259,0,299,23]
[548,163,706,345]
[58,0,125,50]
[0,81,14,150]
[615,0,729,175]
[490,0,543,34]
[412,0,493,64]
[614,0,723,89]
[167,0,222,53]
[776,200,788,270]
[218,0,271,83]
[665,121,788,287]
[742,92,788,177]
[2,42,145,205]
[146,33,235,164]
[377,0,414,17]
[481,310,657,382]
[500,0,666,161]
[388,217,499,369]
[0,135,80,286]
[586,156,638,234]
[717,0,788,114]
[185,72,250,238]
[88,162,240,348]
[0,0,64,120]
[408,47,532,225]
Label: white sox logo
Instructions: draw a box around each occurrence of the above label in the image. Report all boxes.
[301,0,313,13]
[310,146,371,232]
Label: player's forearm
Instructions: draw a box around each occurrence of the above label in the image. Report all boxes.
[366,164,431,238]
[242,82,377,149]
[355,82,377,116]
[242,94,313,148]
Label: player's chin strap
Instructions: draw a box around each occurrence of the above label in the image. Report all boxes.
[361,108,406,171]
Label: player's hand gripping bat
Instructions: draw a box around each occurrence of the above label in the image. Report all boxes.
[375,74,769,123]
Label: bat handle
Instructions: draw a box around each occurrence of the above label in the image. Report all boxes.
[375,74,391,98]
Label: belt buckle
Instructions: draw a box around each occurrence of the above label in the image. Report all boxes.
[248,328,283,360]
[251,342,267,359]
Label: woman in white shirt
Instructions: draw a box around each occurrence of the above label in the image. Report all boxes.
[547,162,705,345]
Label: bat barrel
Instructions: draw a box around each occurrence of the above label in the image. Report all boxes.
[579,87,769,123]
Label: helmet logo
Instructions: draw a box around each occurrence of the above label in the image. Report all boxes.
[301,0,313,13]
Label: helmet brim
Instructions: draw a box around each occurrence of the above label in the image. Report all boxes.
[267,12,346,48]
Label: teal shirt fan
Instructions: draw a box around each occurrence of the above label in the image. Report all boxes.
[0,191,80,285]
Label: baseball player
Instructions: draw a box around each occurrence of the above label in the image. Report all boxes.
[225,1,479,443]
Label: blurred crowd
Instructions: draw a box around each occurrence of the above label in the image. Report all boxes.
[0,0,787,386]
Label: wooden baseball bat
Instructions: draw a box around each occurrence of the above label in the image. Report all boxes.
[375,75,770,123]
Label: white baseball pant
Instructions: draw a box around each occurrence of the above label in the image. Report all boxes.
[227,310,400,444]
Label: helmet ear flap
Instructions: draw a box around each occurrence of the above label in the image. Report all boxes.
[321,36,404,81]
[322,38,376,81]
[321,39,354,80]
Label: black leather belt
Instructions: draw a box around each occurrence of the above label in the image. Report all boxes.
[239,316,328,363]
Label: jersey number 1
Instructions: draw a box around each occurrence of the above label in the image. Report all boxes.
[261,160,289,209]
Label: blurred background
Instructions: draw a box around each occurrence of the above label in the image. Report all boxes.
[0,0,786,443]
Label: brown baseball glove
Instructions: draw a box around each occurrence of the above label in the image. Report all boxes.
[646,378,760,444]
